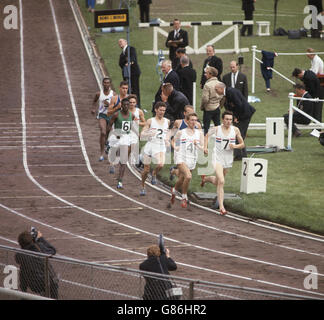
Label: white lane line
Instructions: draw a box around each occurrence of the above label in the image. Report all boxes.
[28,164,86,167]
[2,201,323,298]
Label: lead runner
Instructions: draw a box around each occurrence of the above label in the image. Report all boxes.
[201,110,244,215]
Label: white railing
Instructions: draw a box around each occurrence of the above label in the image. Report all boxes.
[287,93,324,150]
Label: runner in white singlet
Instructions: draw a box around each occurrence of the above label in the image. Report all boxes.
[201,110,244,215]
[170,113,204,208]
[140,102,170,196]
[91,77,115,161]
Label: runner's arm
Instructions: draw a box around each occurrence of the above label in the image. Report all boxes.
[91,92,100,115]
[230,127,245,150]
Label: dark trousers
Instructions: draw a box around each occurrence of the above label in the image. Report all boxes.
[313,101,323,123]
[241,10,253,36]
[234,117,251,159]
[139,4,150,23]
[203,109,220,135]
[283,113,310,134]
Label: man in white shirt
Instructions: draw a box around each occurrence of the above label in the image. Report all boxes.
[307,48,324,74]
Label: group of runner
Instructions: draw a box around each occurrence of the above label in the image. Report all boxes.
[91,77,245,214]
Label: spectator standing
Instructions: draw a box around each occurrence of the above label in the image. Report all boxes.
[118,38,141,108]
[200,45,223,88]
[166,19,189,69]
[200,67,223,135]
[87,0,95,12]
[307,48,324,75]
[139,245,177,300]
[138,0,152,23]
[283,84,315,137]
[292,68,322,122]
[15,230,59,299]
[161,83,189,125]
[215,82,255,160]
[222,61,248,99]
[174,48,193,74]
[154,60,180,107]
[260,50,278,92]
[177,55,197,105]
[241,0,256,36]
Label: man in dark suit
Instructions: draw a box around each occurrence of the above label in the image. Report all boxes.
[118,38,141,107]
[222,61,248,99]
[138,0,152,23]
[153,60,180,111]
[166,19,189,69]
[215,82,255,160]
[200,45,223,88]
[241,0,256,36]
[161,83,189,125]
[177,55,197,105]
[174,48,193,74]
[292,67,322,122]
[283,84,315,137]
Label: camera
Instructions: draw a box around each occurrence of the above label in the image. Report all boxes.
[158,234,166,255]
[30,227,38,241]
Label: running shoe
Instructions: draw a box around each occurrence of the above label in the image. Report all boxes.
[151,175,157,185]
[200,175,206,187]
[109,166,115,174]
[117,181,123,189]
[181,199,187,209]
[170,187,175,204]
[140,188,146,196]
[169,166,176,181]
[219,208,227,216]
[99,156,104,162]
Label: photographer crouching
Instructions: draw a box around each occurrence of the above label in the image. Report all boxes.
[139,235,181,300]
[15,228,59,299]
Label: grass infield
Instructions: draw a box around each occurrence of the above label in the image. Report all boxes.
[77,0,324,235]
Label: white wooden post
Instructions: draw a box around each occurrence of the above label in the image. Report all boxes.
[234,24,239,53]
[251,45,257,94]
[194,25,199,54]
[193,82,196,112]
[266,117,285,149]
[287,92,294,151]
[153,26,158,54]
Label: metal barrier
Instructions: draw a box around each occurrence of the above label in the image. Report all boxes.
[0,244,319,300]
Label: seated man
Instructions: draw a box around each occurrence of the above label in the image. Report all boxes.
[283,84,315,137]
